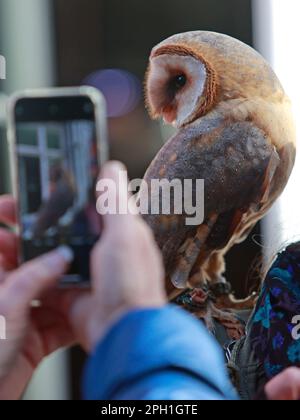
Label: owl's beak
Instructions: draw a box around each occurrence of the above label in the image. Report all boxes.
[162,104,177,124]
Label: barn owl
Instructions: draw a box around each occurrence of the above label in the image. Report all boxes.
[140,31,296,334]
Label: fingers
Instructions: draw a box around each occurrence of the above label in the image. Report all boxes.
[265,367,300,400]
[67,294,96,352]
[30,306,76,355]
[3,246,74,310]
[40,288,87,318]
[0,229,18,270]
[0,195,17,226]
[0,196,18,271]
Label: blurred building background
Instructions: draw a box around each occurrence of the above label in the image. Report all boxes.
[0,0,299,400]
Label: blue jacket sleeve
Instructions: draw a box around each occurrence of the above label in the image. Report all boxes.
[82,305,237,400]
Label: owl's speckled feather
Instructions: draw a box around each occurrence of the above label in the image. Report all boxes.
[141,31,296,300]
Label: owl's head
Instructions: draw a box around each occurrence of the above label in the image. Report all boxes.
[145,43,219,128]
[145,32,284,128]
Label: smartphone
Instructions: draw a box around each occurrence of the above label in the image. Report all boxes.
[7,87,108,286]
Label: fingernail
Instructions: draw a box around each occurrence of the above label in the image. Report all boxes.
[56,245,74,263]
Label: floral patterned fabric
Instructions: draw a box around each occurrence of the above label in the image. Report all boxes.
[248,243,300,379]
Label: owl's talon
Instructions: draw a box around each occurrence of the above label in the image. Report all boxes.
[171,271,188,289]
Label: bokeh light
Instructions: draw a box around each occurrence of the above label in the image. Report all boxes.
[83,69,142,118]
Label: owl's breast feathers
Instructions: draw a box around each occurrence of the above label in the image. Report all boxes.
[141,113,296,274]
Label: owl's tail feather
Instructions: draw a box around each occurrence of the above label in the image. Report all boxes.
[170,213,218,289]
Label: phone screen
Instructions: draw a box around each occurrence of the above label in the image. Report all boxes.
[14,95,102,284]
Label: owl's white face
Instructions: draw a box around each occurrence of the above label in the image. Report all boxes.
[146,53,207,127]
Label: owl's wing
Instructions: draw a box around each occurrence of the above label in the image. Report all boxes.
[141,118,283,276]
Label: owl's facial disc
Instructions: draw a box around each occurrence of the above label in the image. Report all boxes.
[146,53,207,127]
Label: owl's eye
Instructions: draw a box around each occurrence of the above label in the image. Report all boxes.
[168,74,187,96]
[173,74,187,90]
